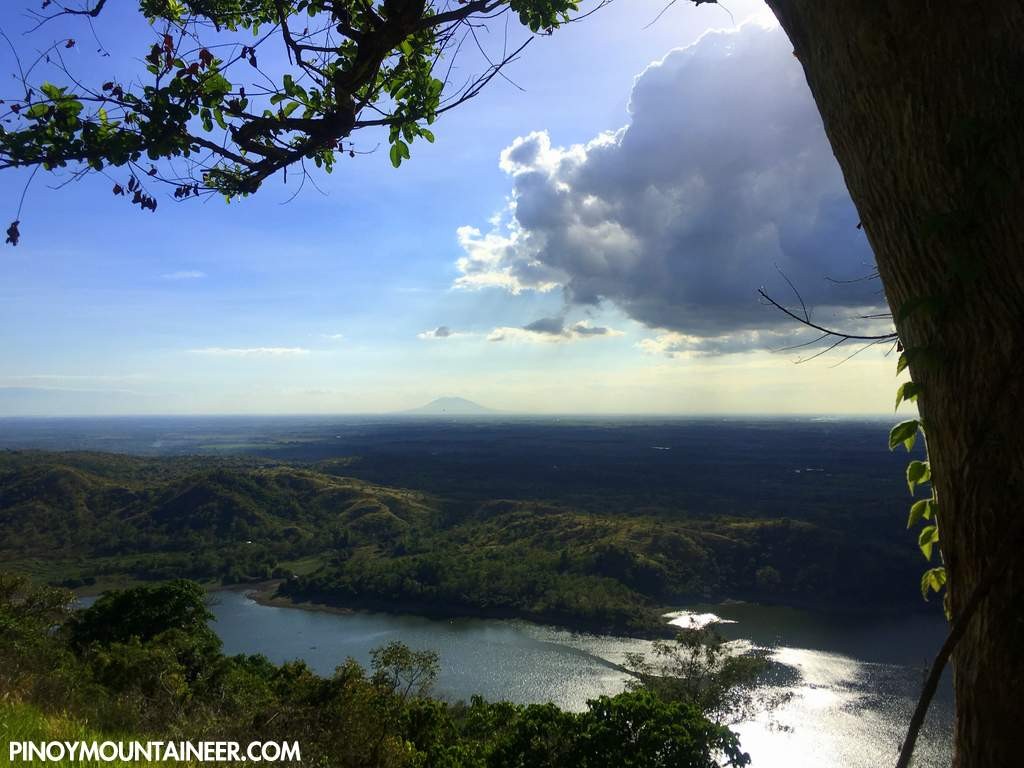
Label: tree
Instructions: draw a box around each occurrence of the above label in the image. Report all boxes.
[623,626,789,725]
[67,579,219,652]
[2,1,1022,764]
[482,691,750,768]
[0,572,76,693]
[574,691,749,768]
[370,639,440,701]
[758,4,1024,767]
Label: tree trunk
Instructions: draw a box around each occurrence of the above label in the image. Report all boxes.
[763,2,1024,765]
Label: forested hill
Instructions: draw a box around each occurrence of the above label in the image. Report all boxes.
[1,450,924,635]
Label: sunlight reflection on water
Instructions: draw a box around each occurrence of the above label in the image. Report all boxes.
[206,592,952,768]
[735,646,951,768]
[662,608,952,767]
[663,610,738,629]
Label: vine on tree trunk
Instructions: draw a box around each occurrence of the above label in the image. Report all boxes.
[891,350,948,618]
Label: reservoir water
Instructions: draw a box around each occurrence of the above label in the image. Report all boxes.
[209,590,953,767]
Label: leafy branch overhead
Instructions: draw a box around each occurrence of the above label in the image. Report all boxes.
[0,0,584,239]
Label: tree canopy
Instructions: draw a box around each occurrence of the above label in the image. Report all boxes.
[0,0,586,243]
[3,574,752,768]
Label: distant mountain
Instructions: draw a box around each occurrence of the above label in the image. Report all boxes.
[403,397,497,415]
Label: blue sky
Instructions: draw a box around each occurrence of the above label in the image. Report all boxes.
[0,1,905,415]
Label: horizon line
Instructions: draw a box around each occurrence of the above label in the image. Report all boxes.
[0,410,902,420]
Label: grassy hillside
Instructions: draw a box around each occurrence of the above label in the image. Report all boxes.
[0,451,431,587]
[0,701,187,768]
[0,451,922,635]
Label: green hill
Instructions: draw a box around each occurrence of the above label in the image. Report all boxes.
[0,451,921,635]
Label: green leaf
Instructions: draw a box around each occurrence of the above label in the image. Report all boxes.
[907,498,936,528]
[918,524,939,561]
[906,461,931,494]
[920,567,946,600]
[895,381,922,410]
[40,82,64,100]
[389,143,402,168]
[201,73,231,99]
[889,419,920,452]
[896,352,909,375]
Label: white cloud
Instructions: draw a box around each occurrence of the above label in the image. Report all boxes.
[189,347,310,357]
[321,333,345,341]
[161,270,206,280]
[417,326,468,340]
[453,224,561,294]
[454,23,889,351]
[0,384,142,394]
[0,373,146,383]
[638,330,789,358]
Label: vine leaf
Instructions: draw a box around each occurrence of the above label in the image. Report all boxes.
[920,567,946,600]
[918,524,940,560]
[908,498,936,528]
[895,381,922,409]
[889,419,920,452]
[906,461,931,494]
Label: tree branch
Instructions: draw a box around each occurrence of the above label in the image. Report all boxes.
[758,288,898,341]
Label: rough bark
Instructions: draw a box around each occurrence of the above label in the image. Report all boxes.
[762,2,1024,765]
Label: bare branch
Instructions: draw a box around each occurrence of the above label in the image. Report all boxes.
[775,264,809,323]
[758,288,898,341]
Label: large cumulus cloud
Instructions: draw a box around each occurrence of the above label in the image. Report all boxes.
[455,23,886,349]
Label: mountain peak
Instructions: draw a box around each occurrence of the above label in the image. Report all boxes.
[404,397,496,415]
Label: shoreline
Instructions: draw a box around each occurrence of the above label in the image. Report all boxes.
[235,580,359,618]
[69,575,944,641]
[222,580,944,642]
[235,580,678,639]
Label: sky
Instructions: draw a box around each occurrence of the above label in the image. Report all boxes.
[0,1,906,416]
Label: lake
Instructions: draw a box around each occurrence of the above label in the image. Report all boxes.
[209,590,953,768]
[30,414,953,765]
